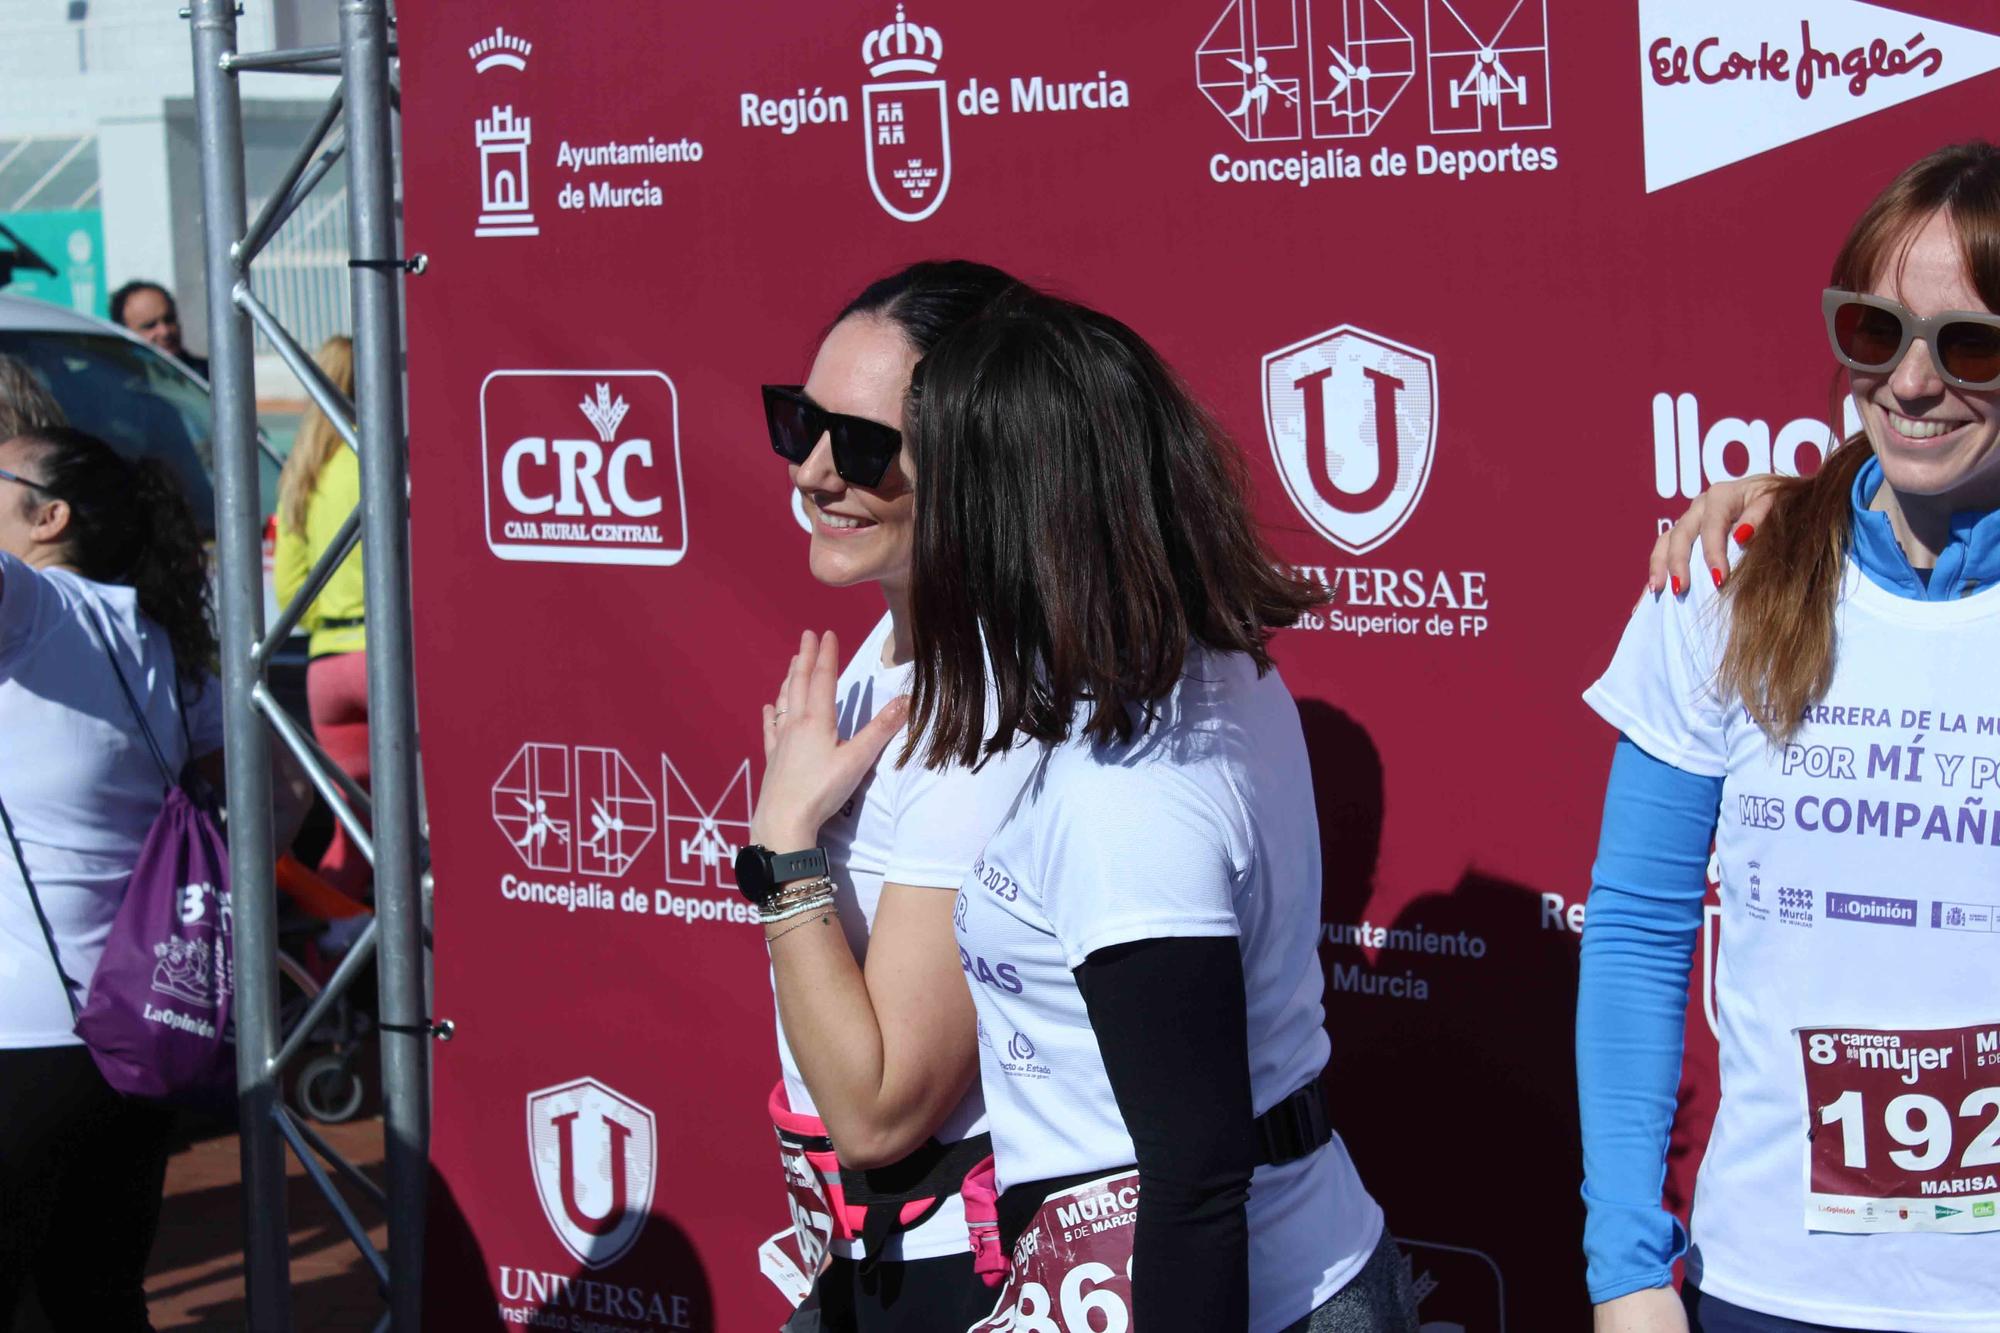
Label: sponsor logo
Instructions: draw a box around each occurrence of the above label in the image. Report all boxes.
[475,106,540,238]
[1263,323,1438,555]
[862,7,952,222]
[1650,391,1855,504]
[1932,900,1998,934]
[1825,891,1918,928]
[997,1029,1053,1080]
[1937,1204,1965,1219]
[1777,885,1814,927]
[1639,0,2000,191]
[738,6,1131,223]
[663,757,752,890]
[470,25,532,75]
[1199,0,1559,187]
[490,741,758,926]
[150,881,233,1010]
[1976,1201,1997,1218]
[480,371,686,566]
[526,1077,657,1270]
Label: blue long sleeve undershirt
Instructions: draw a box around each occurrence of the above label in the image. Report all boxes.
[1578,455,2000,1303]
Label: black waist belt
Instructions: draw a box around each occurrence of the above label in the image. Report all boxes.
[1255,1079,1332,1166]
[997,1079,1332,1252]
[840,1130,992,1274]
[316,616,366,630]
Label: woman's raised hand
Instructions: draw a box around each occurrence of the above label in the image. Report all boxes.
[752,630,910,852]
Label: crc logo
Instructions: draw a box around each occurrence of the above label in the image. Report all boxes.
[862,5,951,222]
[526,1076,657,1270]
[480,370,687,566]
[1263,324,1439,554]
[492,742,658,878]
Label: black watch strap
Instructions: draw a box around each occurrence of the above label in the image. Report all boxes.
[766,847,828,884]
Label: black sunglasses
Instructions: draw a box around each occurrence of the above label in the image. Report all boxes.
[761,384,902,488]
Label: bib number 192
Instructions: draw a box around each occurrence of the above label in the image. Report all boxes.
[1798,1022,2000,1233]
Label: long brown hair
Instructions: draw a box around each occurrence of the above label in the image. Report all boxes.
[276,335,354,534]
[903,287,1322,770]
[1720,142,2000,741]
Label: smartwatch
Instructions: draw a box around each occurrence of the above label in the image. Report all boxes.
[733,845,830,908]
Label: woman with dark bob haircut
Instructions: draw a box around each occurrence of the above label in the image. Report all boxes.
[904,288,1416,1331]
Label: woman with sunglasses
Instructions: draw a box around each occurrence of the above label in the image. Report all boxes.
[743,261,1040,1331]
[1579,141,2000,1333]
[890,287,1410,1332]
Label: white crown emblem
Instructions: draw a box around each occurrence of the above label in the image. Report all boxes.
[862,4,943,78]
[579,384,630,443]
[469,26,532,73]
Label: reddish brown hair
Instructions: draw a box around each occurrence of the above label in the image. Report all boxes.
[1720,142,2000,740]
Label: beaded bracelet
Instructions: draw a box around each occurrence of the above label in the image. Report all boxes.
[761,890,837,925]
[762,874,836,917]
[766,910,836,946]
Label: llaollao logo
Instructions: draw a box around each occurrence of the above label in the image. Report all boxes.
[1263,325,1439,555]
[525,1076,658,1270]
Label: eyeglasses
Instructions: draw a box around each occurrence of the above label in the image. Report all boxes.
[761,385,902,488]
[1823,289,2000,391]
[0,467,50,494]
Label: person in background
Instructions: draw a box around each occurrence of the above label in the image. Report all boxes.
[0,354,64,440]
[110,281,208,380]
[274,335,369,902]
[1580,141,2000,1332]
[0,424,308,1332]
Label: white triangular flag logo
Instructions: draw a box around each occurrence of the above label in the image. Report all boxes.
[1640,0,2000,193]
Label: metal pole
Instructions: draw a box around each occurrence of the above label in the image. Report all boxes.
[340,2,427,1328]
[187,1,291,1327]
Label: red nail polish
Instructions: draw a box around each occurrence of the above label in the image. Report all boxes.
[1734,523,1755,544]
[1671,575,1684,596]
[1711,567,1725,588]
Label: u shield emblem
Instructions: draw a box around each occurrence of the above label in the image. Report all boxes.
[1263,324,1439,555]
[527,1076,658,1268]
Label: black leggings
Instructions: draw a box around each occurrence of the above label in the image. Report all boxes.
[784,1251,999,1332]
[0,1045,174,1333]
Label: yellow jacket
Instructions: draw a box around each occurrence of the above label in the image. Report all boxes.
[274,445,366,657]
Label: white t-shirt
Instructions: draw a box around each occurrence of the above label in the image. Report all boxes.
[774,611,1037,1261]
[956,645,1384,1332]
[0,554,223,1049]
[1586,559,2000,1330]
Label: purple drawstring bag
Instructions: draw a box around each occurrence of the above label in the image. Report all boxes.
[0,610,236,1107]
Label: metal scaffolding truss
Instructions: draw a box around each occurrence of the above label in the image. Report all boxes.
[187,1,427,1328]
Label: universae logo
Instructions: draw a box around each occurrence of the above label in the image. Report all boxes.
[525,1076,657,1270]
[1263,324,1439,554]
[479,370,687,566]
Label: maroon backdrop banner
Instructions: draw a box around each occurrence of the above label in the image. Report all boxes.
[396,2,2000,1328]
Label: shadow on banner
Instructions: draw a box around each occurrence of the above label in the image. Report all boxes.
[1302,698,1588,1331]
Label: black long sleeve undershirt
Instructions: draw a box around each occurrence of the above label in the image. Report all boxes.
[1073,934,1258,1333]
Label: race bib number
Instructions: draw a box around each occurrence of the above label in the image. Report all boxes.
[1798,1021,2000,1233]
[778,1136,834,1278]
[969,1170,1137,1333]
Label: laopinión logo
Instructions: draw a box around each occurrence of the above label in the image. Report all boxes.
[1639,0,2000,192]
[737,5,1132,224]
[479,371,686,566]
[490,741,759,927]
[525,1076,658,1269]
[1198,0,1557,187]
[1824,891,1918,927]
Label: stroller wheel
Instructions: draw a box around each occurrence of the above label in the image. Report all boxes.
[298,1053,366,1124]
